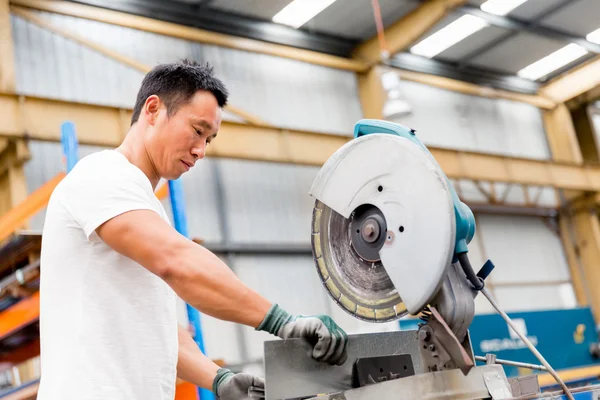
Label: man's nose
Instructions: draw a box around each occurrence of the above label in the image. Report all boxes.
[191,141,206,160]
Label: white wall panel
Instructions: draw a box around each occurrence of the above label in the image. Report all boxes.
[12,14,143,108]
[179,160,223,243]
[391,80,550,160]
[496,99,551,159]
[232,255,332,362]
[218,160,319,244]
[200,313,244,364]
[476,214,570,285]
[493,284,577,312]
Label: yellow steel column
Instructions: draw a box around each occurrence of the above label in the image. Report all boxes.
[544,104,600,318]
[0,0,16,92]
[570,103,600,162]
[0,139,30,221]
[358,66,386,120]
[542,104,583,164]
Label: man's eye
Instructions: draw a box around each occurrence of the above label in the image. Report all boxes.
[195,128,202,136]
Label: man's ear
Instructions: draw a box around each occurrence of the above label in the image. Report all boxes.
[144,95,161,126]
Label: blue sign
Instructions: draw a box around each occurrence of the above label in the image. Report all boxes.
[400,307,600,378]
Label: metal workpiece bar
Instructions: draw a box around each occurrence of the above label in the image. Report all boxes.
[303,365,509,400]
[474,355,547,371]
[263,331,424,400]
[507,385,600,400]
[481,287,574,400]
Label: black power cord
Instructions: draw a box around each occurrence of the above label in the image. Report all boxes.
[457,252,484,291]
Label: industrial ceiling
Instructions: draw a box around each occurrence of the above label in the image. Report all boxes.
[66,0,600,95]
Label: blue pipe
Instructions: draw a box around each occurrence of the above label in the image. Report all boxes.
[60,121,79,173]
[168,178,212,400]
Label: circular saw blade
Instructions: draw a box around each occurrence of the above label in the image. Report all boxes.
[311,199,406,322]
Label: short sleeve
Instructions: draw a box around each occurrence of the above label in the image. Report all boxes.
[61,154,157,242]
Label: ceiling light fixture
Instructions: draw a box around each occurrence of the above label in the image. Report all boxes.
[272,0,338,29]
[410,15,488,58]
[480,0,529,16]
[587,27,600,44]
[517,43,589,80]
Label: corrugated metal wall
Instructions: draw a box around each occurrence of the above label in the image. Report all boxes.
[11,11,362,134]
[389,79,558,208]
[13,10,575,369]
[391,80,551,160]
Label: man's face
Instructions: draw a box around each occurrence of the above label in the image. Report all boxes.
[145,90,222,180]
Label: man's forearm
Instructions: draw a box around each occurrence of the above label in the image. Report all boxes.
[165,240,272,328]
[177,324,220,390]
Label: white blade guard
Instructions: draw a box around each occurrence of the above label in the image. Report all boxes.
[309,134,456,314]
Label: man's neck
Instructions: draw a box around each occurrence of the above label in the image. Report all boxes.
[116,126,161,190]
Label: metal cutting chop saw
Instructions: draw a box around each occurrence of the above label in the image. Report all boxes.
[310,119,481,374]
[261,119,569,400]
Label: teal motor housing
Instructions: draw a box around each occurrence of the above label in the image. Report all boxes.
[353,119,475,259]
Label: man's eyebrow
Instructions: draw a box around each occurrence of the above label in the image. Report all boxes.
[192,118,213,131]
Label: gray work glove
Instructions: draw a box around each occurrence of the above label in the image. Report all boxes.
[212,368,264,400]
[256,304,348,365]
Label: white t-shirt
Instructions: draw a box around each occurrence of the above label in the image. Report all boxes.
[37,150,178,400]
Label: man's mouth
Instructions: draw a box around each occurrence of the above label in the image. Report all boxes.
[181,160,192,171]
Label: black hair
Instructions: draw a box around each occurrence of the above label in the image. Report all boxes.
[130,59,229,126]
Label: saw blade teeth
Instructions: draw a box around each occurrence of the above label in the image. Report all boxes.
[312,207,322,234]
[356,305,375,320]
[375,307,396,320]
[339,294,354,310]
[324,277,341,301]
[315,256,329,280]
[312,235,322,258]
[394,303,407,316]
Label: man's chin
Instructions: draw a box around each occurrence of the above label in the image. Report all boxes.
[162,171,185,181]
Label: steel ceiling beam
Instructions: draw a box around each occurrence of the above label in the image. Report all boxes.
[457,0,574,67]
[12,0,367,72]
[541,55,600,103]
[389,52,540,94]
[0,92,598,192]
[353,0,468,66]
[457,4,600,54]
[67,0,357,57]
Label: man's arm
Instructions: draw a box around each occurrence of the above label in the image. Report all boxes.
[177,325,265,400]
[177,324,220,389]
[97,209,348,367]
[96,209,271,327]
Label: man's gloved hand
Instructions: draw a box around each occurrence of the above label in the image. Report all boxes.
[212,368,264,400]
[256,304,348,365]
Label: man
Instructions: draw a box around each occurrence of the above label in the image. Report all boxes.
[38,59,348,400]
